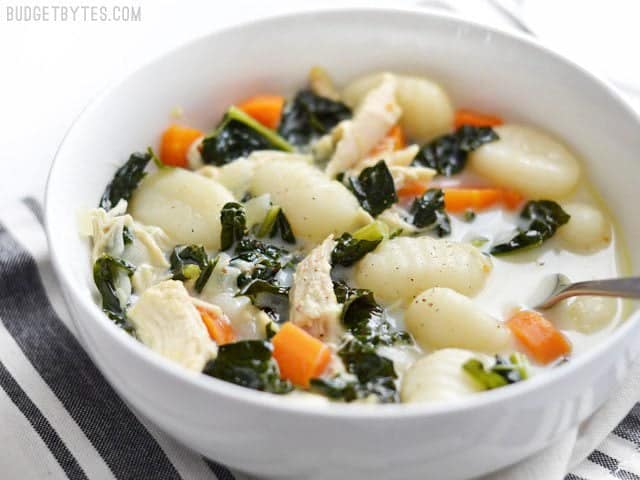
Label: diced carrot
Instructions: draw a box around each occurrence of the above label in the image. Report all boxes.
[160,124,203,168]
[443,188,524,213]
[197,307,236,345]
[506,310,571,364]
[369,124,406,156]
[454,109,503,129]
[271,322,332,388]
[237,95,285,130]
[502,189,525,210]
[397,181,428,198]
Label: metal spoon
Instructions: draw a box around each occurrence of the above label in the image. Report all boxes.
[532,274,640,309]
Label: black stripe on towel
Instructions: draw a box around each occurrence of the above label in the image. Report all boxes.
[564,474,588,480]
[205,459,236,480]
[614,403,640,447]
[0,360,88,480]
[0,223,183,480]
[588,450,640,480]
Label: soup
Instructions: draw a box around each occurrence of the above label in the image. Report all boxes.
[84,68,626,404]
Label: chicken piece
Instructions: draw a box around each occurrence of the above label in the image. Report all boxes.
[289,236,342,341]
[128,280,217,371]
[88,199,132,263]
[389,165,436,192]
[325,74,401,178]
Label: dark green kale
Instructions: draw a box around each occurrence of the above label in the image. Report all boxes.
[203,340,292,394]
[311,341,399,403]
[341,289,412,347]
[412,125,499,176]
[93,254,135,329]
[409,188,451,237]
[238,279,290,323]
[278,89,352,146]
[331,221,387,267]
[490,200,570,255]
[99,151,151,210]
[314,339,398,403]
[256,206,296,244]
[201,106,293,166]
[122,226,135,245]
[347,160,398,216]
[220,202,248,250]
[169,245,214,293]
[233,238,295,289]
[463,353,529,390]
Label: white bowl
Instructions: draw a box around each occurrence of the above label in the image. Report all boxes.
[46,7,640,480]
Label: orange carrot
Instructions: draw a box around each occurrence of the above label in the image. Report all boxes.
[160,124,203,168]
[237,95,285,130]
[443,188,523,213]
[271,322,332,388]
[454,109,503,130]
[507,310,571,364]
[197,307,236,345]
[369,124,406,156]
[397,181,428,198]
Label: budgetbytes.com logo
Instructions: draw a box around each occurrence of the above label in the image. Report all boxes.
[1,4,142,22]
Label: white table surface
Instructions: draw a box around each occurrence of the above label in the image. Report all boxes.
[1,0,639,206]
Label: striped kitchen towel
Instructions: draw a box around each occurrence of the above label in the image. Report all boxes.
[0,198,639,480]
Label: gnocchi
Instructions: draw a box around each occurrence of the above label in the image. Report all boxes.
[469,124,581,199]
[355,236,492,301]
[406,287,513,353]
[558,202,611,252]
[129,168,234,250]
[401,349,486,403]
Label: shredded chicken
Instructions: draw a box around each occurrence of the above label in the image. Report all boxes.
[128,280,217,371]
[88,199,132,263]
[325,74,401,178]
[289,236,342,341]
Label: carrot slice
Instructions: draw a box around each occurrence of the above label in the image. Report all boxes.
[397,181,428,198]
[443,188,523,213]
[369,124,406,156]
[454,109,503,130]
[237,95,285,130]
[272,322,332,388]
[197,307,236,345]
[507,310,571,364]
[160,124,203,168]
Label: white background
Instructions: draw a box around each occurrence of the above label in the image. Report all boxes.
[1,0,639,205]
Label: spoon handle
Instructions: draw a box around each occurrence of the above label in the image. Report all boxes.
[542,277,640,308]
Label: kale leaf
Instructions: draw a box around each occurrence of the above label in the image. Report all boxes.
[220,202,248,251]
[256,205,296,244]
[463,353,529,390]
[203,340,292,394]
[93,254,135,329]
[233,238,295,289]
[278,89,352,146]
[341,289,412,347]
[238,279,290,323]
[347,160,398,216]
[331,221,387,267]
[311,341,399,403]
[490,200,570,255]
[169,245,214,293]
[409,188,451,237]
[201,106,293,166]
[99,151,151,210]
[122,226,135,245]
[412,125,499,176]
